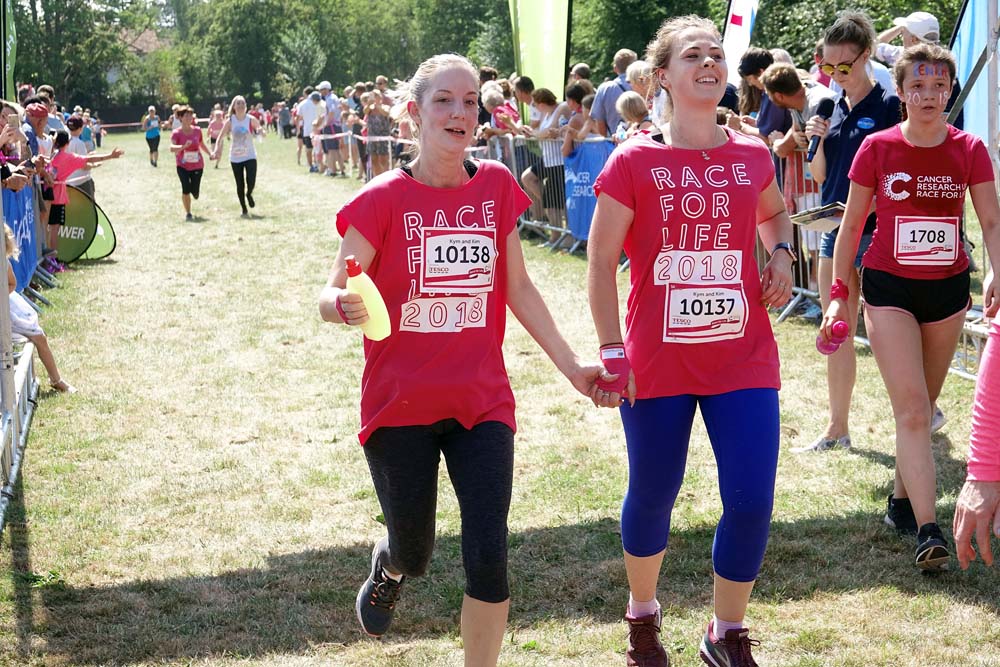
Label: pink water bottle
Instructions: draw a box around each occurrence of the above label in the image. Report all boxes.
[816,320,850,355]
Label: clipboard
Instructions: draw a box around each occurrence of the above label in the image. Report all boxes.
[789,202,845,233]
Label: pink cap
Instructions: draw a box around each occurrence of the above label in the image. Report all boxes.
[345,255,362,277]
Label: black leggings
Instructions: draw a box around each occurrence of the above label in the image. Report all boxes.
[363,419,514,603]
[176,167,203,198]
[231,159,257,212]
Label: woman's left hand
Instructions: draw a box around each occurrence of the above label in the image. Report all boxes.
[759,256,793,308]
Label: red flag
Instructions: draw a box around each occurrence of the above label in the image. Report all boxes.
[731,14,743,26]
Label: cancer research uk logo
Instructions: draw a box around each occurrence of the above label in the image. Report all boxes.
[882,172,912,201]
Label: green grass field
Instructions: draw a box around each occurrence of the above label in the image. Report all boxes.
[0,131,997,667]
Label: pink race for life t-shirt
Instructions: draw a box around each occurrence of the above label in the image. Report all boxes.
[850,124,994,279]
[49,150,88,205]
[172,127,205,170]
[335,160,531,445]
[594,129,781,398]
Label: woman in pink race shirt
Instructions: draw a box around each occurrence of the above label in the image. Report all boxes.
[822,43,1000,572]
[588,15,794,667]
[170,106,211,220]
[318,53,609,667]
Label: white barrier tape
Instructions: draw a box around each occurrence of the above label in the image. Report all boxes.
[310,131,352,140]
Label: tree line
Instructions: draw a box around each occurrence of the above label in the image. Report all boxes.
[12,0,963,109]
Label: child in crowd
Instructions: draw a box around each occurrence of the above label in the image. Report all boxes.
[5,224,75,393]
[613,91,653,144]
[47,130,123,252]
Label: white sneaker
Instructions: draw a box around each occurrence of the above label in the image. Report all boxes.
[931,407,947,434]
[791,434,851,453]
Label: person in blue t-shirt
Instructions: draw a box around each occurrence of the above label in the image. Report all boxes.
[142,106,162,167]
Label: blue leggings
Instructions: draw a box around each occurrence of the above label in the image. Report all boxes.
[619,388,780,582]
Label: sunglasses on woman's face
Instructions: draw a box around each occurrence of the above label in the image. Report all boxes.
[819,51,864,77]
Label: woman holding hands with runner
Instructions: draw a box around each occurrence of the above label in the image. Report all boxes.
[211,95,262,217]
[821,43,1000,570]
[588,15,793,667]
[319,53,608,667]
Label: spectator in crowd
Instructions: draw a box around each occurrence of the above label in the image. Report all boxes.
[588,15,793,666]
[37,85,65,133]
[297,90,323,173]
[730,47,791,146]
[211,95,262,218]
[875,11,964,129]
[613,90,653,143]
[21,101,55,243]
[811,39,833,87]
[5,224,76,393]
[570,62,591,83]
[318,80,345,177]
[363,92,392,177]
[512,76,540,131]
[876,11,939,64]
[521,87,571,245]
[803,10,903,454]
[762,63,836,297]
[64,116,95,201]
[278,102,292,139]
[375,74,393,105]
[591,48,637,137]
[320,52,606,667]
[822,43,1000,570]
[0,107,31,192]
[560,84,595,157]
[479,87,520,140]
[47,129,123,254]
[170,105,211,221]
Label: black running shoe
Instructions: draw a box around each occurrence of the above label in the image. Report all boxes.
[884,495,917,535]
[355,537,405,637]
[247,193,255,208]
[915,522,950,571]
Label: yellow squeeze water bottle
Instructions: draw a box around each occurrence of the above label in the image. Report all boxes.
[345,255,391,341]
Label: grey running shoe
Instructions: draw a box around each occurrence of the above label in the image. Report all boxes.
[915,523,950,571]
[930,406,947,434]
[884,494,918,535]
[625,607,669,666]
[699,620,760,667]
[355,537,405,637]
[791,434,851,453]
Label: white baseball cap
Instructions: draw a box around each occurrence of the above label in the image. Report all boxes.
[317,80,332,91]
[893,12,940,43]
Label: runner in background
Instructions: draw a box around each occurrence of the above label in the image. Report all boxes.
[211,95,261,218]
[170,106,210,221]
[319,53,607,667]
[588,15,793,667]
[207,109,225,169]
[141,106,161,167]
[821,44,1000,570]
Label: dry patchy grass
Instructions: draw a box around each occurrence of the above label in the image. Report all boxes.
[0,132,997,666]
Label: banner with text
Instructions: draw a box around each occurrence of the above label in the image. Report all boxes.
[565,139,614,241]
[3,186,37,291]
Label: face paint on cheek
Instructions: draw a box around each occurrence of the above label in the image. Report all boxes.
[906,91,923,106]
[938,92,949,106]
